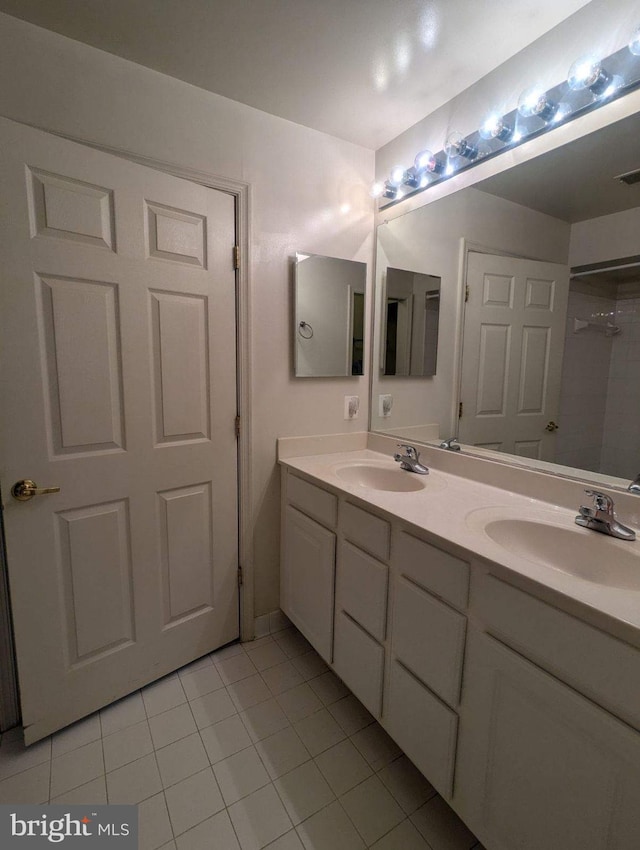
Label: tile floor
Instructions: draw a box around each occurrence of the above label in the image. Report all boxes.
[0,626,484,850]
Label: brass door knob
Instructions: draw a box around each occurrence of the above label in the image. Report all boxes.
[545,421,559,432]
[11,479,61,501]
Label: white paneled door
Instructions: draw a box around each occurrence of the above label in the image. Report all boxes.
[0,118,239,743]
[459,252,569,461]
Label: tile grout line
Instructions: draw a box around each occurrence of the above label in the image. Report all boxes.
[143,677,183,845]
[206,649,251,850]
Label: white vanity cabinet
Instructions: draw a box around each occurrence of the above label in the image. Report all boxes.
[279,463,640,850]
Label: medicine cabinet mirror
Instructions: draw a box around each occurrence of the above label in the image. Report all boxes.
[371,110,640,488]
[294,252,366,378]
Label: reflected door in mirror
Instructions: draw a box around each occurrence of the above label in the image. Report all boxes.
[459,252,569,461]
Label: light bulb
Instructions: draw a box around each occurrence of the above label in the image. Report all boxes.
[389,165,406,187]
[568,55,613,96]
[517,86,559,122]
[369,182,385,199]
[444,131,477,160]
[414,149,444,175]
[630,26,640,55]
[479,114,514,142]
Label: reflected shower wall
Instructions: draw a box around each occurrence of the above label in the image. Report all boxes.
[556,281,640,476]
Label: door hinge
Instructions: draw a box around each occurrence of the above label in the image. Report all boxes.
[465,284,469,303]
[235,415,241,438]
[459,401,463,418]
[233,245,240,270]
[237,565,243,587]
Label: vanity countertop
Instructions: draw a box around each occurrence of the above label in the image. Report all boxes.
[279,446,640,646]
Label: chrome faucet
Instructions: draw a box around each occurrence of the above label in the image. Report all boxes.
[439,437,460,452]
[394,444,429,475]
[628,473,640,495]
[575,490,636,541]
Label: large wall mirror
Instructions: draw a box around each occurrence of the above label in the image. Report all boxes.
[294,253,366,377]
[371,110,640,489]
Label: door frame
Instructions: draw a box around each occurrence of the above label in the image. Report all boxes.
[0,120,254,729]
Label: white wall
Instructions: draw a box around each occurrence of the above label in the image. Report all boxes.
[569,207,640,266]
[0,13,374,618]
[372,188,570,436]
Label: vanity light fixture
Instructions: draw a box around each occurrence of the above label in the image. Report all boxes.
[374,24,640,209]
[479,114,514,142]
[370,180,401,200]
[414,149,445,175]
[389,165,407,186]
[398,167,421,189]
[376,181,399,200]
[567,55,620,98]
[517,86,560,122]
[444,130,478,160]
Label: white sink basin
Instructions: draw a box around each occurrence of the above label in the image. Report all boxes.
[333,462,429,492]
[468,507,640,590]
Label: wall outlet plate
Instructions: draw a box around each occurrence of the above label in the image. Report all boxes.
[379,394,392,417]
[344,395,360,420]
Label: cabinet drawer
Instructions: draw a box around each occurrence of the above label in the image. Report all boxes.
[333,611,384,717]
[336,541,388,641]
[342,501,390,561]
[474,573,640,731]
[287,474,337,529]
[384,660,458,799]
[395,531,469,610]
[392,576,466,708]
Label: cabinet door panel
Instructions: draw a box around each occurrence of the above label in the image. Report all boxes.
[385,659,458,799]
[281,506,335,662]
[455,630,640,850]
[333,611,384,717]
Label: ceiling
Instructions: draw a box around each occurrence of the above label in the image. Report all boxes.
[0,0,593,150]
[477,111,640,223]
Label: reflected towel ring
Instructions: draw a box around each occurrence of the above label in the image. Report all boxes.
[298,321,314,339]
